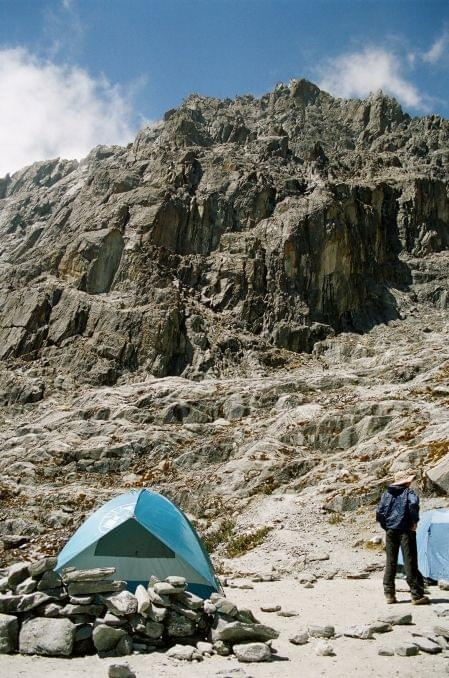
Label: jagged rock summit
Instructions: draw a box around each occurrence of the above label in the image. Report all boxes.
[1,78,448,390]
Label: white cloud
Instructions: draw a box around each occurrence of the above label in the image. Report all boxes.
[0,48,136,177]
[318,47,423,110]
[422,32,448,64]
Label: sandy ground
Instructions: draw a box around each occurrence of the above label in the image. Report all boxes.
[2,575,449,678]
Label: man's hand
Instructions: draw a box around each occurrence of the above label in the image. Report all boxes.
[411,523,417,531]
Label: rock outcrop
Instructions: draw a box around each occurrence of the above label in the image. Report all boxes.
[1,80,448,386]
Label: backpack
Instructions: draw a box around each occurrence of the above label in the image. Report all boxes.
[376,489,410,530]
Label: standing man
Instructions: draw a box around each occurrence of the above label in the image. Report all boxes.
[376,469,429,605]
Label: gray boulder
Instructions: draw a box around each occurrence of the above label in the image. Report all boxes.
[308,624,335,639]
[395,643,419,656]
[411,635,442,654]
[67,580,125,595]
[314,640,335,656]
[102,591,138,616]
[166,643,202,660]
[37,570,63,591]
[233,642,272,662]
[166,611,195,637]
[144,620,164,639]
[289,630,309,645]
[379,613,412,626]
[212,619,279,643]
[62,567,116,583]
[92,624,127,653]
[0,613,19,653]
[108,664,136,678]
[29,557,58,579]
[7,562,30,588]
[135,584,151,615]
[344,624,374,640]
[19,617,75,656]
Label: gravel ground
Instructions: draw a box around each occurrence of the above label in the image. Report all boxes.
[2,575,449,678]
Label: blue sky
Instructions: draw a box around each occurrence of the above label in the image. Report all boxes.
[0,0,448,175]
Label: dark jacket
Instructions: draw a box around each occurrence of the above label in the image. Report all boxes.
[376,484,420,531]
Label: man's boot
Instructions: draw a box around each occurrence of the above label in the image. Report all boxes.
[411,596,430,605]
[385,594,397,604]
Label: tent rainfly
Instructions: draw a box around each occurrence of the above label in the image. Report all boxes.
[399,508,449,581]
[56,489,220,598]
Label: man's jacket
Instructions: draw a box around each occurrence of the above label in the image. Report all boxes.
[376,484,420,531]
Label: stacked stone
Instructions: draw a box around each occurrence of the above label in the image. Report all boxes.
[0,558,279,663]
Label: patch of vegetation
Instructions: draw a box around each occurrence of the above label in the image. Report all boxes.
[426,439,449,465]
[364,540,385,551]
[224,526,272,558]
[202,518,235,553]
[327,512,343,524]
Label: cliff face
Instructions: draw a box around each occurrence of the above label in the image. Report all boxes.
[0,80,448,388]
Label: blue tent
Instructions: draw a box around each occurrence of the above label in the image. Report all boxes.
[56,489,220,598]
[399,508,449,581]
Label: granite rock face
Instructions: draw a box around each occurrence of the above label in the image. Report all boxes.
[1,80,448,387]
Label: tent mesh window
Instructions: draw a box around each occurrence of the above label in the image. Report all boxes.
[94,518,175,558]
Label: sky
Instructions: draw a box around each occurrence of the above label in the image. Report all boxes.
[0,0,448,176]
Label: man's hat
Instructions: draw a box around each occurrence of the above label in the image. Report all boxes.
[391,469,416,486]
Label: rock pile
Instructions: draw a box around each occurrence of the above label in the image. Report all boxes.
[0,558,278,662]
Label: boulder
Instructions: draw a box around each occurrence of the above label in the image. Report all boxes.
[15,578,37,594]
[115,634,133,657]
[7,563,30,588]
[344,625,374,640]
[314,640,335,656]
[233,642,272,662]
[19,617,75,656]
[153,582,178,596]
[395,643,419,656]
[379,613,412,626]
[212,619,279,643]
[0,613,19,653]
[411,635,442,654]
[143,620,164,639]
[108,664,136,678]
[135,585,151,615]
[213,639,231,656]
[166,644,202,661]
[68,580,126,595]
[102,591,138,616]
[16,591,52,612]
[147,587,171,607]
[214,597,238,616]
[92,624,127,653]
[37,570,63,591]
[369,621,392,633]
[196,641,213,655]
[289,630,309,645]
[378,646,394,656]
[166,611,195,637]
[308,624,335,639]
[62,567,116,583]
[29,557,58,579]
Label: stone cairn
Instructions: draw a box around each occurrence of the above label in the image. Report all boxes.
[0,558,279,663]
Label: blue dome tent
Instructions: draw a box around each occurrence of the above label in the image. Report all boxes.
[399,508,449,581]
[56,489,220,598]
